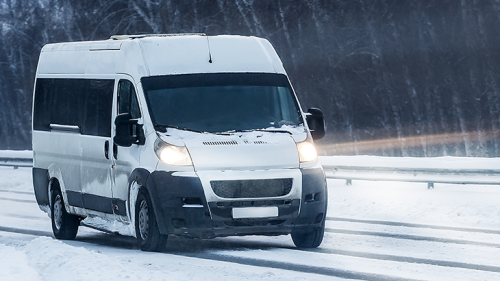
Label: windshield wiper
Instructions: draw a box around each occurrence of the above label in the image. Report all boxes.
[154,124,204,133]
[255,128,293,135]
[215,129,293,135]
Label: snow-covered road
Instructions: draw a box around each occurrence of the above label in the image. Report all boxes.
[1,165,500,281]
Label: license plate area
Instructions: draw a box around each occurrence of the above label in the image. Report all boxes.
[232,207,279,219]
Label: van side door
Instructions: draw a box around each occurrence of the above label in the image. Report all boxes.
[79,79,115,216]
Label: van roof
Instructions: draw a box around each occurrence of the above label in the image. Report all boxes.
[37,34,286,78]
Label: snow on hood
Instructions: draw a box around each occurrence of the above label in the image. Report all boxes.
[158,126,307,171]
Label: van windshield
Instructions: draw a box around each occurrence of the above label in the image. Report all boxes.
[142,73,302,133]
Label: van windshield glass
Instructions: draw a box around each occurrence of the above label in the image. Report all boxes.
[142,73,302,133]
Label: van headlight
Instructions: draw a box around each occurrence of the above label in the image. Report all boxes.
[297,141,317,162]
[154,139,192,166]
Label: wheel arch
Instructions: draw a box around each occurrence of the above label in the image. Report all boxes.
[128,168,169,235]
[48,177,63,213]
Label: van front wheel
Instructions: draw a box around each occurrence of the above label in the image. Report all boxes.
[51,188,79,240]
[291,222,325,248]
[135,190,168,252]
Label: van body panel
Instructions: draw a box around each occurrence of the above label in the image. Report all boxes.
[139,36,210,76]
[89,41,122,51]
[138,36,284,76]
[37,35,285,78]
[33,130,83,208]
[32,167,50,207]
[79,134,113,211]
[117,42,150,79]
[37,50,87,74]
[208,36,285,74]
[294,167,327,225]
[84,50,121,74]
[184,133,300,171]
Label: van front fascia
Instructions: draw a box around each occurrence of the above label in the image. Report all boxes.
[143,167,326,238]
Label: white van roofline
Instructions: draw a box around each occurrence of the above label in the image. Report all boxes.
[37,34,287,80]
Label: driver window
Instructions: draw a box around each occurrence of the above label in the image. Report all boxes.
[118,80,141,119]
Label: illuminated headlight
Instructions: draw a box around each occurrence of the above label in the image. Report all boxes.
[154,139,192,166]
[297,141,317,162]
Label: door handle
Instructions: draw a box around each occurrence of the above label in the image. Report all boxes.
[104,140,109,159]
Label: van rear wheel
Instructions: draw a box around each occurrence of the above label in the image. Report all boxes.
[135,190,168,252]
[291,222,325,248]
[51,188,79,240]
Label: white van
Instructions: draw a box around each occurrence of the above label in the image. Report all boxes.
[32,34,327,251]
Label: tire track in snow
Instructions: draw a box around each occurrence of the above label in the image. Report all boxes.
[1,223,499,277]
[176,251,423,281]
[301,248,500,273]
[327,217,500,235]
[0,225,422,281]
[0,225,52,237]
[325,228,500,248]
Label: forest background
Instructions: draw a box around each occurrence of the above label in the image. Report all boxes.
[1,0,500,157]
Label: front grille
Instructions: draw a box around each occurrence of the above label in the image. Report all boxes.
[215,200,291,208]
[210,178,293,198]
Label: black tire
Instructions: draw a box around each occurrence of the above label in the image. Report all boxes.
[135,190,168,252]
[291,222,325,248]
[51,187,79,240]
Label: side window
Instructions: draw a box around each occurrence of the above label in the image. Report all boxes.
[33,79,52,131]
[118,80,141,119]
[33,78,113,137]
[84,79,114,137]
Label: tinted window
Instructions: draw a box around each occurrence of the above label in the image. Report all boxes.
[118,80,141,119]
[33,78,114,137]
[142,73,302,133]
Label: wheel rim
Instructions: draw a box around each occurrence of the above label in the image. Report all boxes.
[54,194,63,230]
[138,200,149,240]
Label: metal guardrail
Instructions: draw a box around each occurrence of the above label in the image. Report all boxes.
[1,151,499,188]
[322,165,500,188]
[0,157,33,169]
[0,151,33,169]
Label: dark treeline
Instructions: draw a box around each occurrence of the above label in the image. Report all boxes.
[1,0,500,156]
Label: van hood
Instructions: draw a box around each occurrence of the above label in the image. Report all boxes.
[159,129,305,171]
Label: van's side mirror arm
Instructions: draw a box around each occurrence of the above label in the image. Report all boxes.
[306,108,326,140]
[114,113,145,147]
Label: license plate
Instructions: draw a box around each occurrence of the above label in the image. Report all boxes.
[232,207,279,219]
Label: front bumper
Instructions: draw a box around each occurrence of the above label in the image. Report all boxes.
[145,167,327,238]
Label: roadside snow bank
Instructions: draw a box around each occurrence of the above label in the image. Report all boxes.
[0,166,33,192]
[23,237,179,281]
[328,179,500,229]
[0,243,40,281]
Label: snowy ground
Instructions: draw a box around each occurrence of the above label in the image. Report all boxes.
[1,157,500,280]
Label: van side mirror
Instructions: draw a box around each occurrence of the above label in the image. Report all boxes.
[114,113,145,147]
[306,108,325,140]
